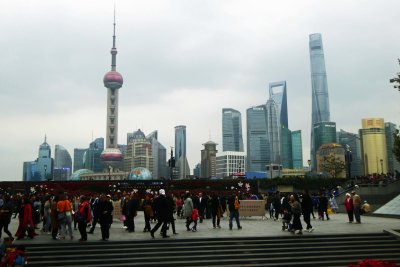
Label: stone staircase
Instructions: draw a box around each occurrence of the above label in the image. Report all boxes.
[24,233,400,267]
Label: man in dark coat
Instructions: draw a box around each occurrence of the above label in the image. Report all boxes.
[301,189,314,232]
[126,194,138,232]
[97,194,114,241]
[272,191,281,221]
[150,189,170,238]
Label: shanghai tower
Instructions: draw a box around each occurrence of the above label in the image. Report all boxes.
[309,33,330,170]
[100,11,124,170]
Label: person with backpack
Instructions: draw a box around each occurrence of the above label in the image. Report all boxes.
[76,196,92,242]
[227,192,242,230]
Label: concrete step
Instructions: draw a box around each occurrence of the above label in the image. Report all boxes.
[24,233,400,267]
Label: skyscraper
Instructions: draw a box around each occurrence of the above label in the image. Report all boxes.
[313,122,337,159]
[84,138,104,173]
[36,136,54,181]
[337,129,363,177]
[269,81,288,128]
[280,126,293,169]
[309,33,331,170]
[385,122,400,173]
[201,141,218,179]
[100,10,124,171]
[147,131,168,179]
[54,145,72,181]
[175,125,190,179]
[266,99,281,164]
[222,108,244,152]
[291,130,303,169]
[246,105,269,172]
[359,118,388,175]
[124,129,154,174]
[73,148,87,172]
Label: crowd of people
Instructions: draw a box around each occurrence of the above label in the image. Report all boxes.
[0,187,370,244]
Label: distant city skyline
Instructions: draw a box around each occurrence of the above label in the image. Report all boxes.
[1,1,400,180]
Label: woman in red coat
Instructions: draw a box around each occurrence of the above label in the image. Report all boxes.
[15,196,37,239]
[344,193,354,223]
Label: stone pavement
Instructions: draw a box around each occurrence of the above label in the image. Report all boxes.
[10,212,400,244]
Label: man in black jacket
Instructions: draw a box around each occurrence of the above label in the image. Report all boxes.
[301,190,314,232]
[150,189,170,238]
[97,194,114,241]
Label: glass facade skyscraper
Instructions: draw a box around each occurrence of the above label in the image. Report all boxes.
[222,108,244,152]
[83,137,104,173]
[337,129,363,177]
[385,122,400,173]
[269,81,288,128]
[73,148,87,172]
[175,125,190,179]
[246,105,269,172]
[54,145,72,181]
[280,126,292,169]
[266,99,281,164]
[291,130,303,169]
[309,33,331,170]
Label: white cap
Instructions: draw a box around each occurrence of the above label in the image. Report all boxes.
[159,189,166,195]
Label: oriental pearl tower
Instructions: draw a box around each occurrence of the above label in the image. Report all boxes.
[100,11,124,171]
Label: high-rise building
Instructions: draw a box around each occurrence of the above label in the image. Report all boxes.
[54,145,72,181]
[313,122,336,169]
[216,151,246,179]
[269,81,288,128]
[280,126,293,169]
[266,99,281,164]
[309,33,331,170]
[246,105,269,172]
[359,118,388,175]
[73,148,87,172]
[100,11,124,171]
[337,129,363,177]
[385,122,400,173]
[23,161,38,181]
[200,141,218,179]
[291,130,303,169]
[193,163,201,178]
[175,125,190,179]
[84,138,104,172]
[36,136,54,181]
[124,129,154,174]
[147,131,168,179]
[222,108,244,152]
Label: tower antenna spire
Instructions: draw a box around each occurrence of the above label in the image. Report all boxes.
[111,4,117,71]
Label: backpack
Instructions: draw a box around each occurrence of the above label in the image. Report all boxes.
[234,197,240,210]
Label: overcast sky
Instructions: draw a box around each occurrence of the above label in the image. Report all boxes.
[1,0,399,181]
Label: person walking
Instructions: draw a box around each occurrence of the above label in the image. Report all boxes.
[142,194,153,232]
[150,189,169,238]
[166,193,178,235]
[272,191,281,221]
[183,192,194,231]
[87,194,99,234]
[227,193,242,230]
[0,195,14,241]
[352,191,362,223]
[290,194,303,235]
[76,196,92,242]
[15,196,37,240]
[318,192,330,220]
[210,192,222,229]
[301,190,314,232]
[344,193,354,223]
[97,194,114,241]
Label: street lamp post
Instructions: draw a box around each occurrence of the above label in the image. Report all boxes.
[307,160,311,177]
[168,147,175,180]
[390,59,400,91]
[380,159,384,174]
[345,144,352,179]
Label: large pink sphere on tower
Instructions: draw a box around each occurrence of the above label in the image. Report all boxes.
[103,71,123,90]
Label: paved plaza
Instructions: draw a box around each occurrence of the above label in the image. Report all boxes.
[10,212,400,244]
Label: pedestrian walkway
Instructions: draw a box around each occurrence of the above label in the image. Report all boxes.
[10,212,400,244]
